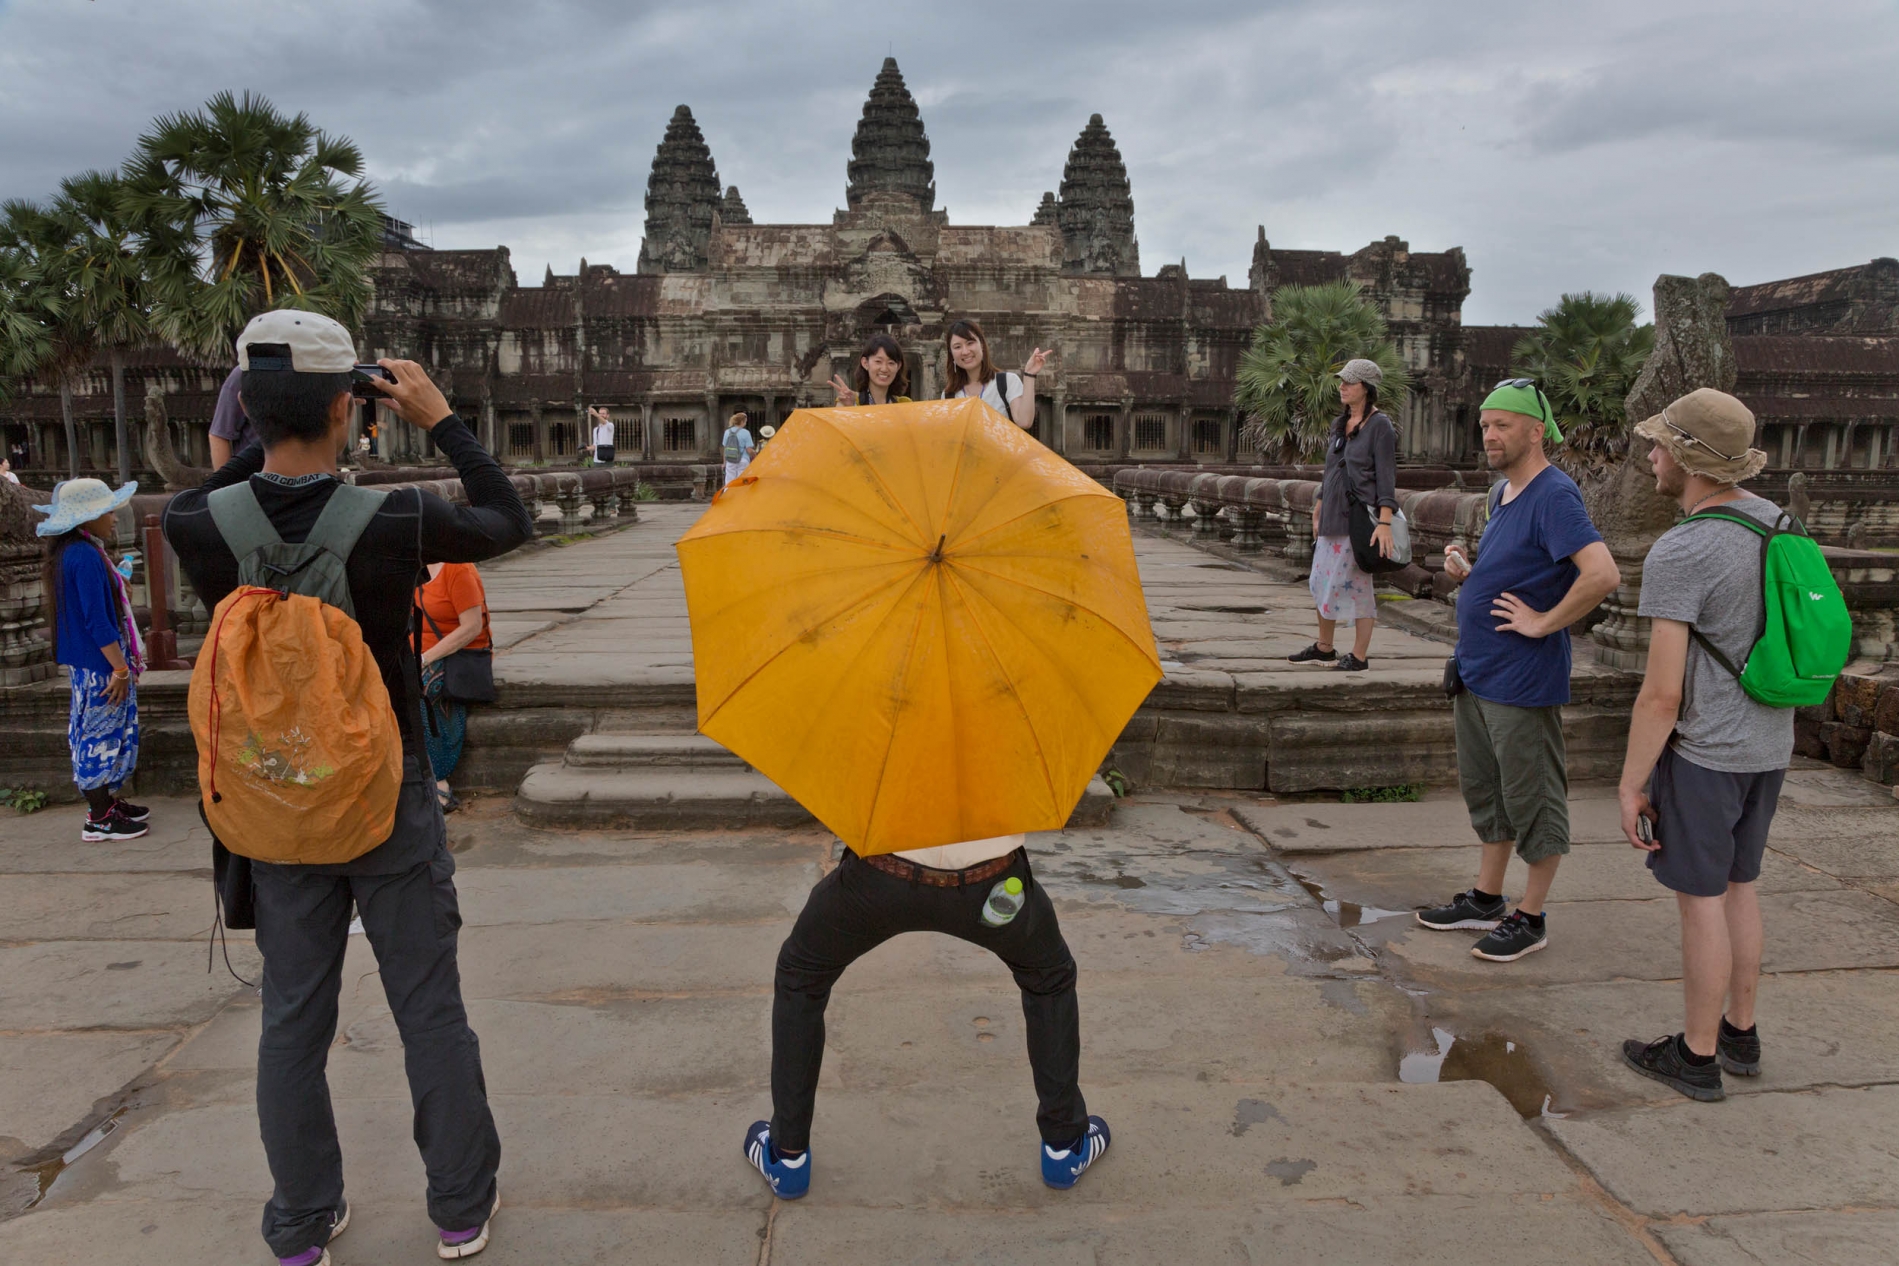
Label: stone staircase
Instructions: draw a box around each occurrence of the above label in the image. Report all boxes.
[515,731,1118,833]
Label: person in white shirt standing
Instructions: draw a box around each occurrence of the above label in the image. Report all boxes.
[721,412,757,484]
[943,318,1047,431]
[585,406,616,465]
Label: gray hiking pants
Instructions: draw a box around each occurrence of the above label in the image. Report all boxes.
[253,847,500,1258]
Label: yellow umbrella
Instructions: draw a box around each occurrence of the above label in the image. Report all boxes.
[676,396,1161,855]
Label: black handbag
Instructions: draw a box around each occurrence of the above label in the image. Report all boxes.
[417,582,498,703]
[1348,493,1407,575]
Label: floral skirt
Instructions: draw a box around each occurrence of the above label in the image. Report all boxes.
[1309,535,1377,623]
[68,666,139,791]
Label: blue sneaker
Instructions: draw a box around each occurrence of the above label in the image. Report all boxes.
[1041,1116,1111,1189]
[743,1120,810,1199]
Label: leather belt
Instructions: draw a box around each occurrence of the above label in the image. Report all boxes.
[857,848,1022,888]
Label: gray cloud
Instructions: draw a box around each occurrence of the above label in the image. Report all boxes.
[2,0,1895,323]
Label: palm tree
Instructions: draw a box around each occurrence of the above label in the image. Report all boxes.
[48,170,155,485]
[1236,281,1409,461]
[0,199,93,477]
[1510,292,1654,470]
[124,90,384,359]
[0,243,54,405]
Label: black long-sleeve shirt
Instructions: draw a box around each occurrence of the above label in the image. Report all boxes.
[164,415,533,870]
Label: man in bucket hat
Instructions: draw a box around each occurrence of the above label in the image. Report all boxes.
[34,477,151,841]
[1616,388,1790,1102]
[1416,380,1619,962]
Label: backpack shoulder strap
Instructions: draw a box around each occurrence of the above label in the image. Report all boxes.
[1682,509,1773,537]
[1487,481,1506,515]
[206,483,282,561]
[1679,508,1780,682]
[995,371,1013,401]
[303,484,389,562]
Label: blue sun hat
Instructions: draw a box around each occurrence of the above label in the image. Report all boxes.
[32,478,138,537]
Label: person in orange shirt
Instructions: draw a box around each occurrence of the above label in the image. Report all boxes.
[416,561,492,812]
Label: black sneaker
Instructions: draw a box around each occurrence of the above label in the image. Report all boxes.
[1287,642,1337,664]
[1333,653,1369,672]
[1470,910,1547,961]
[1622,1033,1724,1102]
[81,809,149,842]
[1416,889,1506,931]
[1718,1018,1761,1077]
[111,797,150,822]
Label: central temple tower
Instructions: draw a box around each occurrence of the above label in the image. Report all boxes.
[845,58,936,213]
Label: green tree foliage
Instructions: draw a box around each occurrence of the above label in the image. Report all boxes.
[48,171,157,484]
[0,199,94,476]
[1510,292,1655,470]
[126,91,383,359]
[1236,281,1409,461]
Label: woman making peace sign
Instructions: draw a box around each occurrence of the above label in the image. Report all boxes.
[944,319,1046,430]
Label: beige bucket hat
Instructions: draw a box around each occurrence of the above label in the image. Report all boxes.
[1632,388,1767,484]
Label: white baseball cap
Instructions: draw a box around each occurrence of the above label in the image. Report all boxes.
[236,309,358,373]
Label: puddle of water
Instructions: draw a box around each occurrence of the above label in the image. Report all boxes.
[24,1110,123,1209]
[1286,869,1409,929]
[1400,1028,1560,1118]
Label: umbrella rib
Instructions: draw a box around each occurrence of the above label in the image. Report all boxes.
[943,489,1116,555]
[940,566,1060,814]
[857,563,943,847]
[948,558,1163,667]
[697,561,927,732]
[812,416,932,547]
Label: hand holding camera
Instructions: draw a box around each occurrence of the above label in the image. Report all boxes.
[1443,543,1471,582]
[353,358,453,432]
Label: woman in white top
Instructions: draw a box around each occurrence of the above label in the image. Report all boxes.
[943,319,1047,430]
[586,406,615,464]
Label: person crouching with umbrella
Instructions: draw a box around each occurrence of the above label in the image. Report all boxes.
[678,398,1157,1201]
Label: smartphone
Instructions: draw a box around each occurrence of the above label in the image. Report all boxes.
[350,363,394,399]
[1636,814,1654,845]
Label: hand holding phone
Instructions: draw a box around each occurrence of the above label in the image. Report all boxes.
[350,363,395,399]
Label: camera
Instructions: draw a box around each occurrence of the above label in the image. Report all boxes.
[350,363,395,399]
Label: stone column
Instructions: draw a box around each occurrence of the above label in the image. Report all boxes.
[1116,395,1133,462]
[530,402,547,464]
[641,398,656,461]
[1589,272,1736,671]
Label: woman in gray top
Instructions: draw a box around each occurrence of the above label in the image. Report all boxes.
[1288,359,1398,672]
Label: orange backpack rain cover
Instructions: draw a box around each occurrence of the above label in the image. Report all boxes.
[189,587,402,863]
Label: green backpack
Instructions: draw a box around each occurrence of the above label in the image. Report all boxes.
[1680,508,1852,708]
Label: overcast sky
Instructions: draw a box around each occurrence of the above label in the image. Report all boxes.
[3,0,1894,325]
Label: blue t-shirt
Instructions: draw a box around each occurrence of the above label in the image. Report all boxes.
[1454,465,1602,708]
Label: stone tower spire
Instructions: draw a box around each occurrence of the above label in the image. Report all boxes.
[638,105,722,274]
[721,186,752,226]
[1056,114,1139,276]
[1032,191,1058,225]
[846,58,935,213]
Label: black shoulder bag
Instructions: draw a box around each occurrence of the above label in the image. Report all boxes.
[1344,415,1406,575]
[417,581,498,703]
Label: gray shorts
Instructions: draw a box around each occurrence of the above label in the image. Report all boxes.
[1645,745,1785,898]
[1454,691,1571,864]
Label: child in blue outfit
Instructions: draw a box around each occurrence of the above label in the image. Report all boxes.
[35,478,150,841]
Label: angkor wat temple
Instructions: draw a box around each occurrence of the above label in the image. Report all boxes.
[4,59,1896,481]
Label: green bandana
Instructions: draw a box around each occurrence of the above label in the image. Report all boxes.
[1481,383,1564,444]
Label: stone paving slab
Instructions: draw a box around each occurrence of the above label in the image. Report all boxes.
[1373,889,1899,987]
[1544,1084,1899,1217]
[0,939,258,1032]
[1654,1210,1899,1266]
[1232,792,1627,853]
[767,1199,1656,1266]
[1285,840,1841,910]
[0,1033,180,1162]
[0,873,220,942]
[1407,972,1899,1110]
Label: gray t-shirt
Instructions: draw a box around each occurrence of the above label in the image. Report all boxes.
[1638,496,1796,773]
[209,366,257,452]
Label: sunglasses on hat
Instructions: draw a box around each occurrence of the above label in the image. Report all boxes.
[1657,406,1744,463]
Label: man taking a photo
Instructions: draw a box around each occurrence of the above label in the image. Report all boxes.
[165,310,534,1264]
[1417,381,1619,961]
[1617,389,1793,1102]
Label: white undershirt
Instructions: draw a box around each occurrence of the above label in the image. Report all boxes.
[592,421,614,447]
[894,833,1025,869]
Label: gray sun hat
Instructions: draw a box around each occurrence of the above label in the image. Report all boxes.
[1337,358,1383,386]
[32,478,138,537]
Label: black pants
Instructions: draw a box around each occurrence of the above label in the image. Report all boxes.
[253,848,501,1258]
[771,848,1087,1152]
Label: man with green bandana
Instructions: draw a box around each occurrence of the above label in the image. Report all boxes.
[1415,380,1621,961]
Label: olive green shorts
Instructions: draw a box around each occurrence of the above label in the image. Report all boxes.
[1453,691,1571,864]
